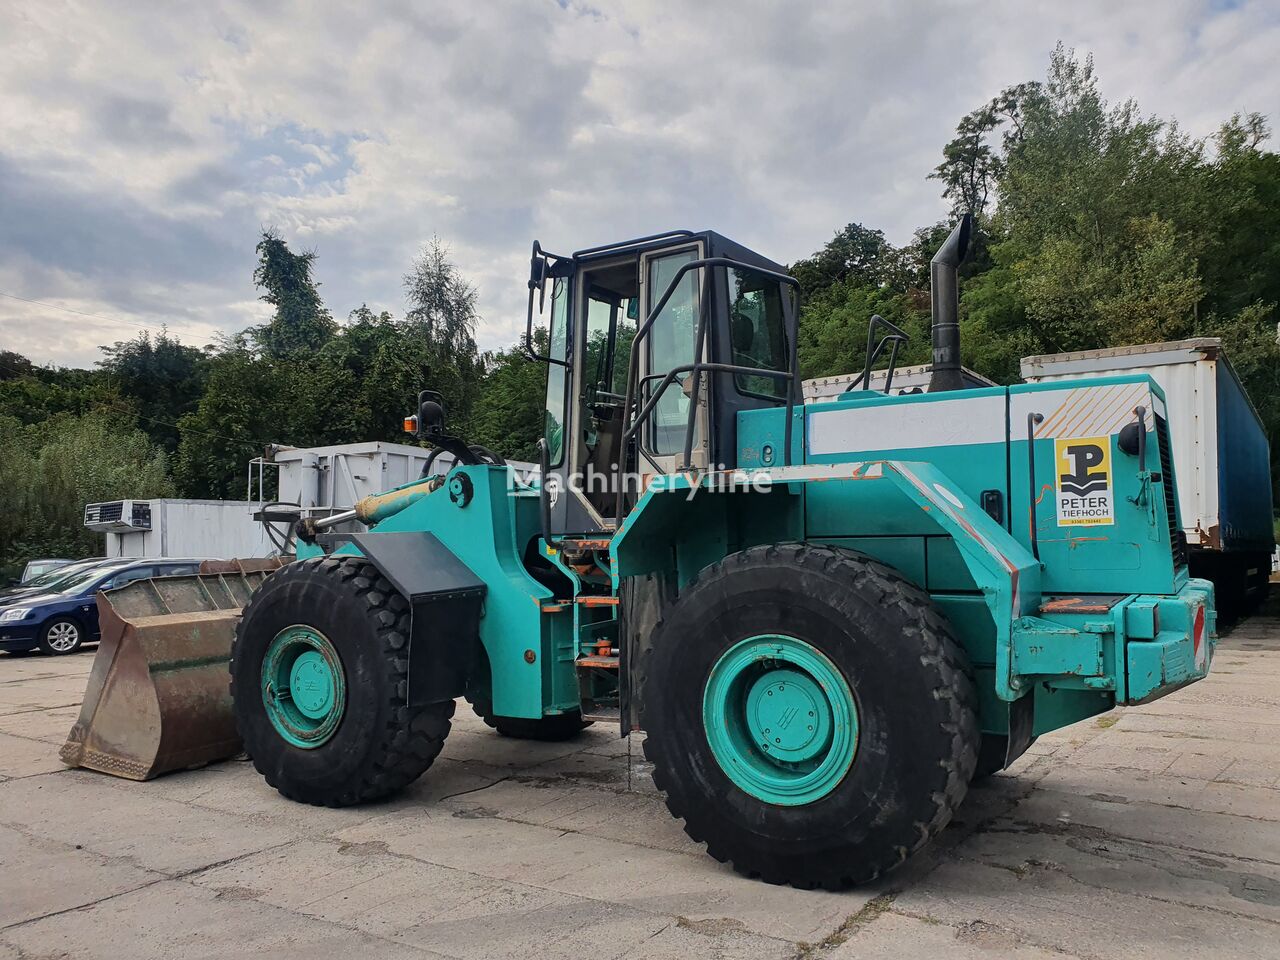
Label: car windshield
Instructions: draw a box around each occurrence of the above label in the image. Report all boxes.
[25,562,98,589]
[51,565,130,595]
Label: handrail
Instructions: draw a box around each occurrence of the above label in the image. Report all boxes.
[537,438,556,548]
[843,314,910,395]
[1026,412,1044,561]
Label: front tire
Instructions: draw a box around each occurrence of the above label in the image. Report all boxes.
[39,617,84,655]
[230,557,452,806]
[641,544,979,889]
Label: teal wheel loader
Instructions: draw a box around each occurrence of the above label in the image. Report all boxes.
[229,220,1216,889]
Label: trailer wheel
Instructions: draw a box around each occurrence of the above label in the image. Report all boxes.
[640,543,978,889]
[230,557,453,807]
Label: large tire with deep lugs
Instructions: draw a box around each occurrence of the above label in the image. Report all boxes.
[230,556,452,807]
[467,695,592,741]
[640,543,979,889]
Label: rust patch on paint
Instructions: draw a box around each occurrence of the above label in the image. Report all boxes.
[1040,595,1124,614]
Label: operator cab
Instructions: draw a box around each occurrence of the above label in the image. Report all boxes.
[526,231,800,537]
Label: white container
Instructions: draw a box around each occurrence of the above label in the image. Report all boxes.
[261,441,538,519]
[1020,338,1273,558]
[803,363,995,403]
[89,499,270,560]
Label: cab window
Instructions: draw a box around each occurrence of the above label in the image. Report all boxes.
[542,278,570,466]
[726,267,789,400]
[646,250,701,456]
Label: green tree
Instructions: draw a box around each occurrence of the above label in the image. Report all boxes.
[173,346,288,499]
[790,223,896,299]
[251,229,336,358]
[0,412,173,579]
[99,329,209,453]
[403,236,482,428]
[468,330,550,462]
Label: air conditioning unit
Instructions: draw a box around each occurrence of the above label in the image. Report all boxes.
[84,500,153,533]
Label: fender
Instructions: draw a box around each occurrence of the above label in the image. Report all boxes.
[612,461,1042,702]
[318,530,486,706]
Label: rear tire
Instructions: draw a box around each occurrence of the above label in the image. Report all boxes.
[468,697,591,741]
[39,617,84,656]
[231,557,452,806]
[641,543,979,889]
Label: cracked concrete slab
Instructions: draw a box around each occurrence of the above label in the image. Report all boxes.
[187,837,794,959]
[0,771,299,875]
[333,806,862,943]
[2,879,448,959]
[828,911,1082,958]
[1011,787,1280,865]
[0,730,70,778]
[0,823,160,928]
[893,855,1280,960]
[0,703,81,744]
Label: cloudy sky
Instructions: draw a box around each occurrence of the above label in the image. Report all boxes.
[2,1,1277,368]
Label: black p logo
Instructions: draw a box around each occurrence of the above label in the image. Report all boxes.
[1060,442,1108,496]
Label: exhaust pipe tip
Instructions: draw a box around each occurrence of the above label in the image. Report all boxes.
[927,213,973,393]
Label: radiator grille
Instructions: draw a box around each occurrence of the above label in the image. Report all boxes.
[1154,415,1187,568]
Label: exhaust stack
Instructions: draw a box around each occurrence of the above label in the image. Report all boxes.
[927,213,973,393]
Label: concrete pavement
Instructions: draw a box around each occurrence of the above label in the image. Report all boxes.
[0,600,1277,959]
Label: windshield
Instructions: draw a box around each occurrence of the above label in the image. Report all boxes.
[50,565,129,595]
[25,561,100,589]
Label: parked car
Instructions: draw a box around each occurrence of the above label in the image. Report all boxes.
[0,558,109,603]
[15,558,74,585]
[0,559,208,656]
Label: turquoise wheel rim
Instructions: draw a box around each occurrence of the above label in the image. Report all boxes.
[702,634,858,806]
[261,625,347,749]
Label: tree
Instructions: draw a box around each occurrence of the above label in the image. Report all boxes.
[173,347,289,499]
[790,223,895,299]
[468,330,550,462]
[403,236,482,429]
[0,351,35,380]
[301,305,435,445]
[0,412,174,579]
[99,329,209,454]
[251,230,336,358]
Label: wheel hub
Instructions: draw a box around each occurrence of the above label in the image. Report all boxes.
[702,635,858,806]
[262,625,346,748]
[288,651,335,718]
[746,669,832,763]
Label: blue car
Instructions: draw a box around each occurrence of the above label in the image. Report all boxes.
[0,558,206,656]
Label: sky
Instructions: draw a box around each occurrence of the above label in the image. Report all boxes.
[1,0,1277,368]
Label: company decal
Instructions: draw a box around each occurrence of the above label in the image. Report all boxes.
[1055,436,1114,526]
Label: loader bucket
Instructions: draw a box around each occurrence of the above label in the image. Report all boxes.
[60,559,284,781]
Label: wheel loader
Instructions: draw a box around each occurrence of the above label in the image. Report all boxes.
[68,218,1218,889]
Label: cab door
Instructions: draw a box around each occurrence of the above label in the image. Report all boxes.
[636,240,710,477]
